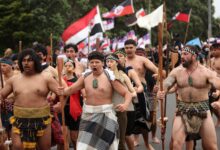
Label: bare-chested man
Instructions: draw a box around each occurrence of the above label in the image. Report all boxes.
[210,42,220,124]
[0,49,60,150]
[0,58,15,149]
[59,51,132,150]
[158,45,220,150]
[124,39,159,150]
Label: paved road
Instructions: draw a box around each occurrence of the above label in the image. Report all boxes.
[52,94,220,150]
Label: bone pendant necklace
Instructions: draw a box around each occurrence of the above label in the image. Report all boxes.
[92,78,98,89]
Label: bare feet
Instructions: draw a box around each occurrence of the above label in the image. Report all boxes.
[147,144,155,150]
[152,136,160,144]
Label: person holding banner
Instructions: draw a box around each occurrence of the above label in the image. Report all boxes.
[0,49,60,150]
[158,45,220,150]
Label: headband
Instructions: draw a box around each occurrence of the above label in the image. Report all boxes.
[182,47,196,55]
[106,55,119,62]
[114,50,126,56]
[0,58,13,66]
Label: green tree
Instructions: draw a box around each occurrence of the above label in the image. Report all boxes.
[0,0,69,52]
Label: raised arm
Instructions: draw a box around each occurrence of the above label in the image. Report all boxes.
[63,76,84,96]
[144,57,158,74]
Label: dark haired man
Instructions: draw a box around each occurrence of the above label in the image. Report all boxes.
[64,44,84,77]
[124,39,159,150]
[0,49,60,150]
[158,45,220,149]
[59,51,132,150]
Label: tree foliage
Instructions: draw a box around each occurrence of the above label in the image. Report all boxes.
[0,0,219,54]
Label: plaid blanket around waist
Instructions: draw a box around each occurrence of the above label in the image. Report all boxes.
[77,104,119,150]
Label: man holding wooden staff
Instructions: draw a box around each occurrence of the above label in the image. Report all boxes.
[158,45,220,150]
[59,51,132,150]
[0,49,60,150]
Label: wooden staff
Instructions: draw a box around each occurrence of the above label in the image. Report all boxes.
[158,22,165,150]
[0,62,7,148]
[183,9,192,44]
[57,58,69,150]
[158,2,166,148]
[19,41,22,53]
[50,33,53,65]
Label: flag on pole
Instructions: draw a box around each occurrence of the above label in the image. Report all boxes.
[137,4,163,30]
[102,0,134,18]
[62,6,104,44]
[126,30,137,41]
[138,33,150,48]
[172,11,190,23]
[125,8,146,26]
[167,10,191,30]
[103,19,115,30]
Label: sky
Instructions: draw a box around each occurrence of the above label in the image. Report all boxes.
[213,0,220,18]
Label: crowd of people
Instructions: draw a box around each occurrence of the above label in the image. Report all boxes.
[0,37,220,150]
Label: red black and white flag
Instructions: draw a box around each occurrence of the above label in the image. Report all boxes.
[125,8,146,26]
[102,0,134,18]
[62,6,104,44]
[167,10,191,30]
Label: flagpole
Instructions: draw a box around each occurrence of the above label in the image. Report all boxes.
[50,33,53,66]
[158,3,165,150]
[183,9,192,44]
[19,41,22,53]
[145,0,151,47]
[57,58,69,150]
[162,2,169,149]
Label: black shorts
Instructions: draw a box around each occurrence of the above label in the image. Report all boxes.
[126,111,136,136]
[64,105,81,131]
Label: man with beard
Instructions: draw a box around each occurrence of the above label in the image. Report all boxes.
[158,45,220,149]
[59,51,132,150]
[0,49,60,150]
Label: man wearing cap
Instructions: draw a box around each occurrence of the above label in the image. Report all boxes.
[158,45,220,149]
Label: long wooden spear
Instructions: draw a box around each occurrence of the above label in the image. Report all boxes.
[57,58,69,150]
[183,9,192,44]
[158,3,165,150]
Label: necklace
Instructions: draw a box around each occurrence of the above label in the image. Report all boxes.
[92,72,103,89]
[92,78,98,89]
[186,62,198,86]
